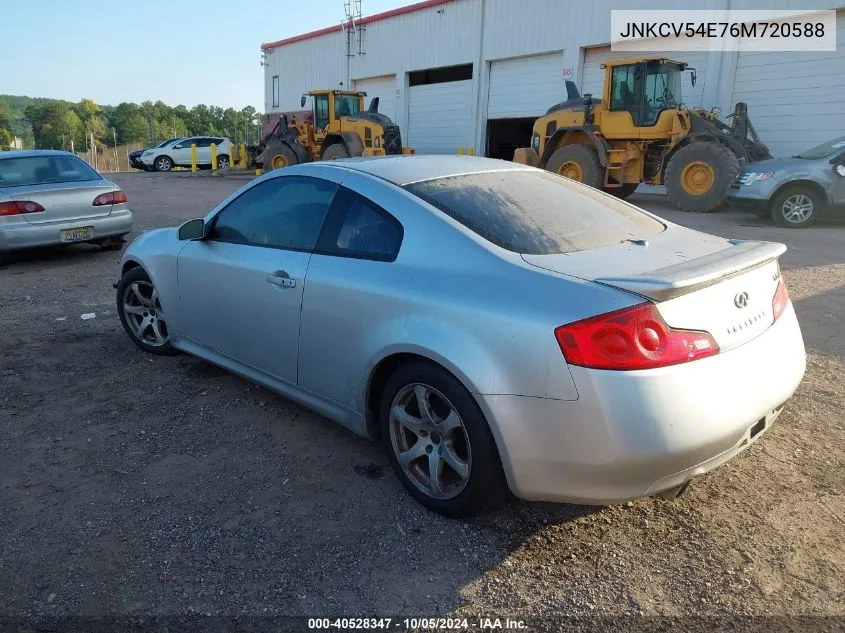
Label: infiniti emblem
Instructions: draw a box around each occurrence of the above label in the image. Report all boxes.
[734,291,750,308]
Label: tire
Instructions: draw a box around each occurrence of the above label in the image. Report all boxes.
[322,143,350,161]
[605,182,639,199]
[154,156,173,172]
[545,145,603,189]
[380,361,508,518]
[770,185,822,228]
[262,141,298,172]
[216,154,230,170]
[665,142,740,212]
[98,235,126,251]
[116,267,178,356]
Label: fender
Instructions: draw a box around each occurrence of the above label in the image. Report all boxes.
[323,132,365,158]
[541,125,610,167]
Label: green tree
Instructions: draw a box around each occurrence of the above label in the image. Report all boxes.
[0,127,13,149]
[123,114,150,143]
[78,98,100,121]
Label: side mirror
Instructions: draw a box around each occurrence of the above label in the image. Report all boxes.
[178,218,205,241]
[829,152,845,166]
[836,165,845,178]
[301,94,307,108]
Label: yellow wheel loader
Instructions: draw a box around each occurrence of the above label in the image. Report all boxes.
[257,90,413,172]
[514,57,771,212]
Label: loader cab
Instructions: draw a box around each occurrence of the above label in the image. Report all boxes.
[301,90,365,135]
[604,58,690,130]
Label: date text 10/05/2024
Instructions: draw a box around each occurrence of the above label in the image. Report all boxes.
[308,617,528,630]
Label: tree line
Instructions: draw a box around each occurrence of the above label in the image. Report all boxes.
[0,94,263,151]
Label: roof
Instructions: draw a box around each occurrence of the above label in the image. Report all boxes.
[0,149,75,159]
[320,155,530,186]
[261,0,453,51]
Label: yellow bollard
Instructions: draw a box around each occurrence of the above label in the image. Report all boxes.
[211,143,218,173]
[191,144,197,172]
[255,168,263,177]
[468,147,474,156]
[240,143,248,169]
[458,147,464,155]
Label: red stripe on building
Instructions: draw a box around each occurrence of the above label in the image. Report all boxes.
[261,0,454,50]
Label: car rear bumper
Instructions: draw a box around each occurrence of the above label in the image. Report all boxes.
[0,208,134,251]
[478,303,806,504]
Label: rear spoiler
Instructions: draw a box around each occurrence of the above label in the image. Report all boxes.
[595,240,786,301]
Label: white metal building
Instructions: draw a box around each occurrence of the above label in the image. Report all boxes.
[262,0,845,158]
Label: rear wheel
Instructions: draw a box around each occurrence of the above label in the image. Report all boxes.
[322,143,350,160]
[771,185,821,228]
[154,156,173,172]
[116,267,178,356]
[263,141,298,172]
[665,142,739,212]
[546,145,603,189]
[380,362,507,517]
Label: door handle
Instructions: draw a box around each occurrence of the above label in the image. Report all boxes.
[265,272,296,288]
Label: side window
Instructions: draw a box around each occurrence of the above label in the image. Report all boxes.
[610,65,636,111]
[210,176,338,250]
[317,187,403,261]
[314,94,330,130]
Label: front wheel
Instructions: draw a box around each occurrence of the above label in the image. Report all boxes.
[322,143,350,160]
[665,142,739,212]
[116,267,178,355]
[545,145,603,189]
[216,154,230,170]
[154,156,173,172]
[771,186,821,228]
[262,141,298,172]
[380,362,507,517]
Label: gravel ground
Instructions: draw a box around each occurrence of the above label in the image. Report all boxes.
[0,172,843,631]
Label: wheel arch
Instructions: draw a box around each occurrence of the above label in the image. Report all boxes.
[542,126,609,167]
[769,179,830,214]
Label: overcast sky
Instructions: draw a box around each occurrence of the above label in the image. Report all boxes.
[2,0,410,110]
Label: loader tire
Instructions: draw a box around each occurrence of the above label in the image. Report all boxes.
[546,145,603,190]
[665,142,739,212]
[322,143,350,160]
[263,141,298,172]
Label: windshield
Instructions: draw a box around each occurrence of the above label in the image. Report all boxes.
[0,155,101,187]
[334,95,361,118]
[157,137,183,148]
[405,171,664,255]
[797,136,845,159]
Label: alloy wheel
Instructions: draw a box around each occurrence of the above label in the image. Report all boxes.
[122,281,168,347]
[781,193,814,224]
[389,383,472,500]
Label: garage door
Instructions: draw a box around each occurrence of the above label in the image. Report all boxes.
[407,80,474,154]
[581,46,708,109]
[353,75,398,124]
[487,52,564,119]
[730,11,845,158]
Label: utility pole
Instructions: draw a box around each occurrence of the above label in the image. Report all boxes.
[113,128,119,172]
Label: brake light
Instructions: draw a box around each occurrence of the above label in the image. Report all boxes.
[93,191,128,206]
[772,279,790,323]
[555,302,719,371]
[0,200,45,216]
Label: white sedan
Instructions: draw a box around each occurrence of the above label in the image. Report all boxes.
[115,156,806,517]
[140,136,233,172]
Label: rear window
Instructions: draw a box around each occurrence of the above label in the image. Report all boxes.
[405,170,664,255]
[0,155,101,188]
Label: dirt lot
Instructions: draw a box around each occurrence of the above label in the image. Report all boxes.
[1,172,843,631]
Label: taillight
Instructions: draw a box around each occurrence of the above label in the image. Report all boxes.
[555,302,719,371]
[0,200,46,216]
[772,279,790,323]
[93,191,128,206]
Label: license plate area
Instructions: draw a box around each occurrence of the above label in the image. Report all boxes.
[61,227,93,242]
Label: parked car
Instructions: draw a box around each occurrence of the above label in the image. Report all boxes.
[129,137,186,171]
[140,136,232,172]
[115,156,805,517]
[728,135,845,228]
[0,150,133,264]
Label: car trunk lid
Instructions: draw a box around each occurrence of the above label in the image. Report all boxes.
[11,181,116,224]
[522,225,785,351]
